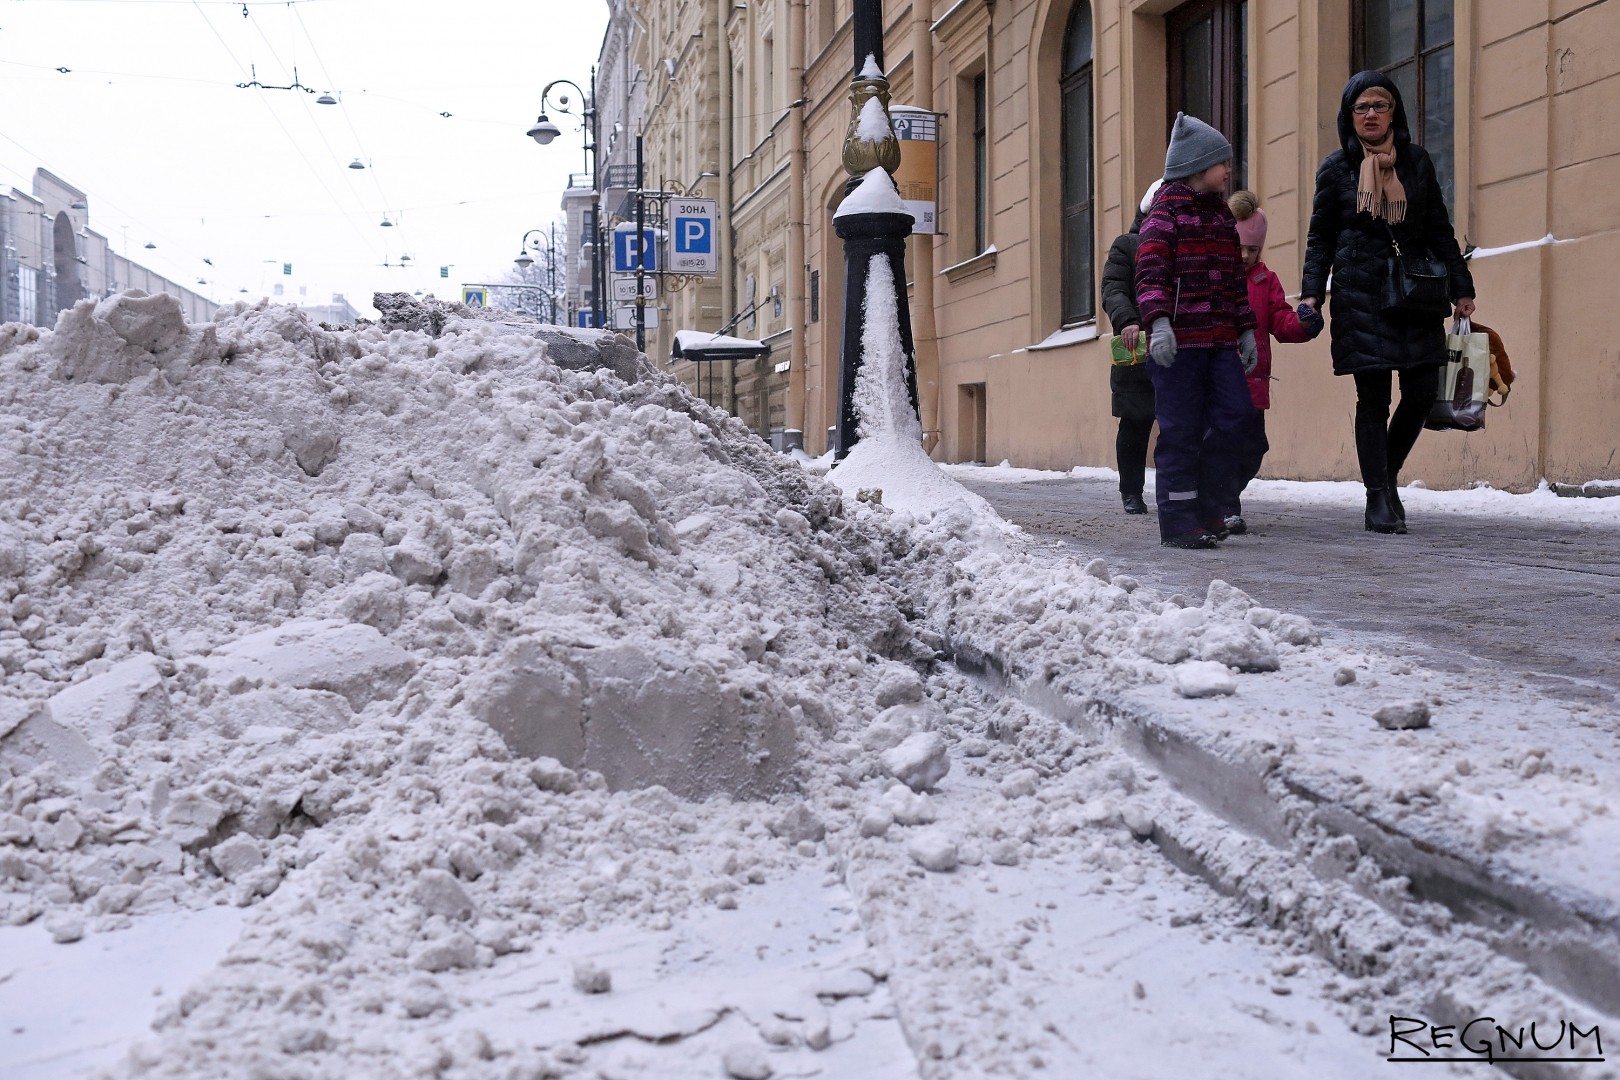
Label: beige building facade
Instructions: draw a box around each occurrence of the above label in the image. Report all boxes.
[623,0,1618,488]
[626,0,800,435]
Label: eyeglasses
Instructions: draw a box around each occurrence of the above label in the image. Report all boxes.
[1352,101,1393,116]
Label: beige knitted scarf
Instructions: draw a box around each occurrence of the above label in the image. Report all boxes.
[1356,126,1407,224]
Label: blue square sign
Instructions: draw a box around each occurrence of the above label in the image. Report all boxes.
[612,228,657,273]
[674,216,711,254]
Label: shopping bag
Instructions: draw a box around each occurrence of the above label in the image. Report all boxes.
[1109,334,1148,366]
[1426,317,1490,431]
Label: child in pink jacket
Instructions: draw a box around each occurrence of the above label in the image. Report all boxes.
[1223,191,1324,533]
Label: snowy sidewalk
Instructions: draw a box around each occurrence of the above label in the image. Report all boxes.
[952,465,1620,701]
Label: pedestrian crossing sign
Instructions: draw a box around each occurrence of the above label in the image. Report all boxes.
[461,287,487,309]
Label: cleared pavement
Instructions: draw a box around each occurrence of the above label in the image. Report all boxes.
[955,472,1620,705]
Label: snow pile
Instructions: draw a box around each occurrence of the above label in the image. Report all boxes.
[0,292,937,1072]
[0,291,1329,1075]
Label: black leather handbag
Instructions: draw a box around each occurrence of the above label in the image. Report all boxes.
[1382,227,1450,316]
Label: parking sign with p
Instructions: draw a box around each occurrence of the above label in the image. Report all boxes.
[612,227,658,274]
[670,199,717,274]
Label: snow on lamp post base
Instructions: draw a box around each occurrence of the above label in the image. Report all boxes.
[834,177,919,457]
[832,1,920,460]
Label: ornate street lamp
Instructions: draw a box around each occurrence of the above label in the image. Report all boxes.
[833,0,920,459]
[513,226,560,323]
[527,74,603,331]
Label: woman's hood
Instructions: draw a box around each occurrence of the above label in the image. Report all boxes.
[1337,70,1413,158]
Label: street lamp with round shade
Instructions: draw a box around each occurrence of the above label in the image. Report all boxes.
[514,250,534,268]
[528,75,599,329]
[526,116,561,145]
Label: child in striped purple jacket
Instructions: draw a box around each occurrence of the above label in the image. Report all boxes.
[1134,113,1258,549]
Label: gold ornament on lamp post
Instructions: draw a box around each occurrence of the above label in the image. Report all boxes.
[842,75,903,179]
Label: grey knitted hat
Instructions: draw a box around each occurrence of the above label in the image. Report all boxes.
[1163,112,1232,181]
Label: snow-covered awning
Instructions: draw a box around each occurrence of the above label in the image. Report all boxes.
[671,330,771,362]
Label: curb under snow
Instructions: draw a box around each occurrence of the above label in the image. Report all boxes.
[945,637,1620,1027]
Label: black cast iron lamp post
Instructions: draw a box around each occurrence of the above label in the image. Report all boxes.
[513,227,559,323]
[833,0,921,460]
[526,75,604,331]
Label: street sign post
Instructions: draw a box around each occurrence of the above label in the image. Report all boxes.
[670,199,718,274]
[611,275,659,301]
[461,286,487,309]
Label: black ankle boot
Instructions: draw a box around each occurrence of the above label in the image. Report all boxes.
[1387,474,1405,521]
[1121,493,1149,514]
[1364,486,1405,534]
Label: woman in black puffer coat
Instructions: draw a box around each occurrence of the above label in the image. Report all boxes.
[1301,71,1474,534]
[1099,181,1162,514]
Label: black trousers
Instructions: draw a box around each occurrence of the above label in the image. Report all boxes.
[1116,415,1154,496]
[1351,365,1441,487]
[1111,362,1156,496]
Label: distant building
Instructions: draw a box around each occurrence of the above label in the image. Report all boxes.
[2,168,213,326]
[301,294,362,326]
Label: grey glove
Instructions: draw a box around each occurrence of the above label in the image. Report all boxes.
[1149,318,1177,368]
[1238,329,1258,373]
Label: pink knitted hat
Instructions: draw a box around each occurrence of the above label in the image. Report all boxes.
[1234,206,1268,249]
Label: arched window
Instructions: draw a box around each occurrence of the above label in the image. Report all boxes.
[53,212,83,309]
[1061,3,1095,324]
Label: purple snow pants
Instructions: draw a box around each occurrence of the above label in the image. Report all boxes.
[1148,346,1252,539]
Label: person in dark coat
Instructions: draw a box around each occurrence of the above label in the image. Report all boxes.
[1301,71,1475,534]
[1100,180,1162,515]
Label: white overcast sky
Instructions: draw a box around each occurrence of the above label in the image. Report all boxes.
[0,0,608,318]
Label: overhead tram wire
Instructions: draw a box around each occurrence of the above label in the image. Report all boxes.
[289,4,410,261]
[274,0,411,262]
[236,3,398,250]
[186,0,379,262]
[2,4,483,294]
[0,56,576,136]
[8,0,331,7]
[1,52,524,276]
[239,0,386,223]
[0,56,231,89]
[289,0,342,112]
